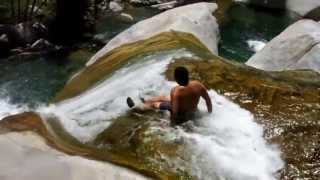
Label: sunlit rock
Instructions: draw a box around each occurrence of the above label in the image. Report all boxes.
[246,19,320,73]
[109,0,124,13]
[118,13,134,23]
[287,0,320,16]
[87,2,219,66]
[0,131,147,180]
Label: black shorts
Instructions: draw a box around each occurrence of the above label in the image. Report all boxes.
[159,101,171,111]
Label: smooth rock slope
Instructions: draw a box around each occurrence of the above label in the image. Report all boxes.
[0,131,147,180]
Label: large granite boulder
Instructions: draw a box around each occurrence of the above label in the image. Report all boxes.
[0,131,147,180]
[86,2,219,66]
[287,0,320,16]
[246,20,320,73]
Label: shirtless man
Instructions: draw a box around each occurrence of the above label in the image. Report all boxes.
[127,66,212,125]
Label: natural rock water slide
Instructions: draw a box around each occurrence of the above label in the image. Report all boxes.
[0,2,319,180]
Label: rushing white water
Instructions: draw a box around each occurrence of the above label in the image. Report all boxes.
[247,40,267,52]
[0,47,284,179]
[176,91,283,180]
[40,49,196,142]
[0,98,29,120]
[143,91,283,180]
[36,48,283,179]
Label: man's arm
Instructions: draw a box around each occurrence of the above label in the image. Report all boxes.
[201,85,212,113]
[170,87,179,124]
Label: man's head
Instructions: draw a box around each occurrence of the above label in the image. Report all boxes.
[174,66,189,86]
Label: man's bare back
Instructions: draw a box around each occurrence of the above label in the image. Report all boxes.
[170,80,212,125]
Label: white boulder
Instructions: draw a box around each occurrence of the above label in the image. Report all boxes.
[118,13,135,23]
[287,0,320,16]
[151,1,178,10]
[109,0,124,13]
[246,20,320,73]
[0,131,147,180]
[87,2,219,66]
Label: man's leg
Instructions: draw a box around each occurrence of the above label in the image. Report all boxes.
[142,95,170,104]
[127,96,169,111]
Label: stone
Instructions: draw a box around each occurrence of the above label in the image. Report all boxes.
[86,2,219,66]
[291,43,320,71]
[0,33,8,42]
[109,0,124,13]
[151,1,178,10]
[118,13,134,23]
[0,131,147,180]
[30,38,54,51]
[246,20,320,73]
[286,0,320,16]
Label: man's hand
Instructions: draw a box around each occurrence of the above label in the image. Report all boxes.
[201,86,212,113]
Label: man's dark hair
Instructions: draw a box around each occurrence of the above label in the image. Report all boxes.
[174,66,189,86]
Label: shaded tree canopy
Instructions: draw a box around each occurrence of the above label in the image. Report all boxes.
[49,0,89,45]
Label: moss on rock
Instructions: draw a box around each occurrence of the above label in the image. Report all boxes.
[53,31,212,102]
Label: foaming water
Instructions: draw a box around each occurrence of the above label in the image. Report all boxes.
[40,49,195,142]
[0,97,29,120]
[176,91,283,179]
[247,40,266,52]
[38,48,283,179]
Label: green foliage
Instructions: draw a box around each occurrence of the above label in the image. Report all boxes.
[0,0,55,23]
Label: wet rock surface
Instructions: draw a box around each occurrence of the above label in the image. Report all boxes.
[166,58,320,179]
[2,50,319,179]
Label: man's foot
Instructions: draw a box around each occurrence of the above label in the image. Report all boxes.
[126,97,135,108]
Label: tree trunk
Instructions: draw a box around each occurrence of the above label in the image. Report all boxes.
[10,0,15,19]
[29,0,37,19]
[49,0,89,44]
[24,0,31,21]
[17,0,21,21]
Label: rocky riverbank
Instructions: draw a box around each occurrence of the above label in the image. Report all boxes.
[0,1,320,180]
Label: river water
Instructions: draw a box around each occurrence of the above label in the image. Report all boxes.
[39,48,283,179]
[0,3,299,179]
[218,4,298,62]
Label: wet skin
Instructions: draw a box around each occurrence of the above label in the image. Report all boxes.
[170,80,212,124]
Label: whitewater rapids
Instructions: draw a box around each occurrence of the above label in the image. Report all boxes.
[1,48,283,179]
